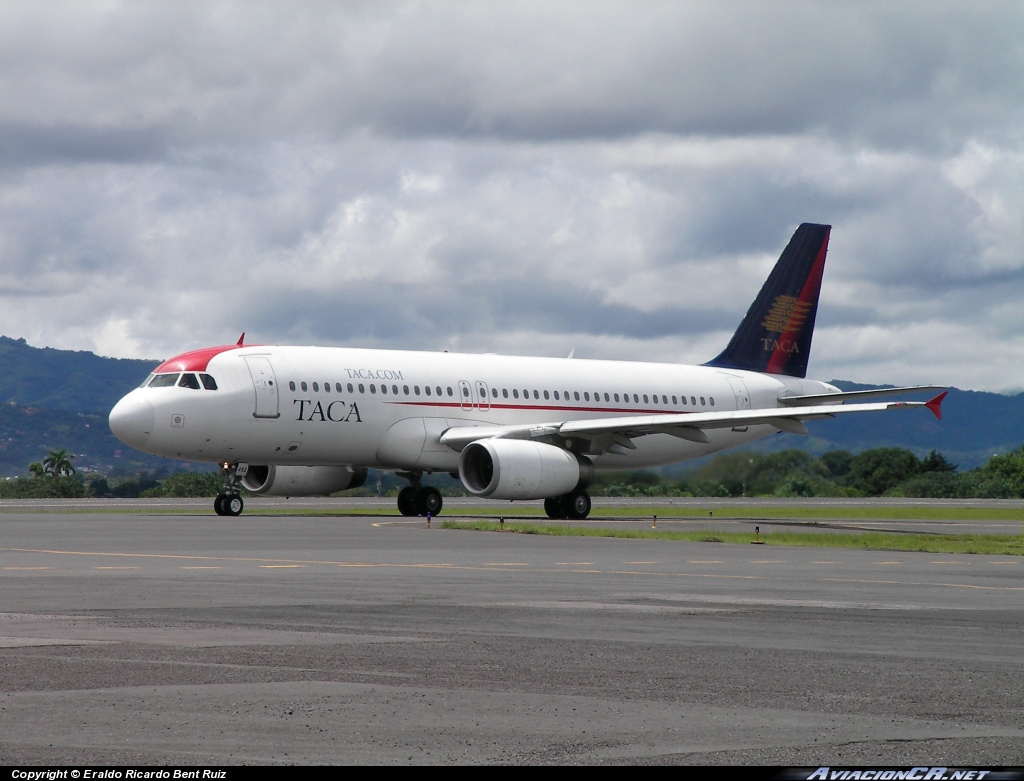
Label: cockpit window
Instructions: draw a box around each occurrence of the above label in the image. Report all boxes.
[148,373,180,387]
[200,373,218,390]
[178,373,201,390]
[139,373,154,388]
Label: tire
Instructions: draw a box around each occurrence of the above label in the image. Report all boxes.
[421,487,443,516]
[214,494,226,516]
[544,497,565,519]
[224,495,244,516]
[565,491,591,520]
[397,486,418,516]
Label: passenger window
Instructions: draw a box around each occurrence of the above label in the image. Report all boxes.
[614,393,619,402]
[414,386,420,395]
[604,393,610,402]
[662,395,668,405]
[436,386,442,396]
[553,391,560,400]
[502,389,509,398]
[336,383,343,393]
[447,387,453,397]
[149,374,179,388]
[513,389,519,399]
[380,384,387,394]
[289,381,296,391]
[178,373,201,390]
[710,397,715,406]
[492,388,498,398]
[533,390,539,400]
[358,384,365,393]
[652,394,658,404]
[700,396,705,406]
[370,384,377,394]
[313,382,319,392]
[301,382,308,392]
[633,394,639,403]
[201,374,218,391]
[462,386,469,397]
[404,385,410,395]
[691,396,696,405]
[543,390,549,400]
[425,386,432,396]
[574,391,580,401]
[347,383,353,393]
[584,392,590,401]
[672,395,677,405]
[393,385,398,395]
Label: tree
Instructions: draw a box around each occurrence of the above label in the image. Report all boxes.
[27,462,45,478]
[42,448,76,476]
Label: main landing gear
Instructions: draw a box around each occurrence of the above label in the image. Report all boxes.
[396,472,443,517]
[214,462,245,517]
[543,490,592,520]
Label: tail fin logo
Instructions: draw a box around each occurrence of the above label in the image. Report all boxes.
[761,295,813,334]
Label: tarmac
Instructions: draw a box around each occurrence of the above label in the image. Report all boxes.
[1,497,1022,765]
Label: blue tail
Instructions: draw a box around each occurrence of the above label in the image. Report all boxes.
[705,223,831,379]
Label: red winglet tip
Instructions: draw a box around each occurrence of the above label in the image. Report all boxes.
[236,332,245,346]
[925,391,947,421]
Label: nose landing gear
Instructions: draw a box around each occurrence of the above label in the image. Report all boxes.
[214,462,246,516]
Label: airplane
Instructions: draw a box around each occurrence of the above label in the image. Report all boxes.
[108,223,945,518]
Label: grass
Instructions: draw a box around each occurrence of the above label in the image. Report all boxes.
[441,520,1024,556]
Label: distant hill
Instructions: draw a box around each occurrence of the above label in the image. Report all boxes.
[0,336,157,414]
[0,335,1019,475]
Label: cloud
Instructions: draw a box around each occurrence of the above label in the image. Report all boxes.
[0,2,1022,391]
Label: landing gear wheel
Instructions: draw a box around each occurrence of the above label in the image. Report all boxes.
[420,487,443,516]
[223,495,244,516]
[544,497,566,520]
[214,494,227,516]
[565,491,591,520]
[397,486,418,517]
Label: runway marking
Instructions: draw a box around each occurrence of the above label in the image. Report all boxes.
[4,547,1024,594]
[556,562,594,565]
[930,561,962,565]
[989,561,1018,565]
[625,561,660,564]
[258,565,305,569]
[751,560,783,564]
[813,561,840,564]
[688,560,722,564]
[876,561,904,565]
[4,566,52,570]
[484,562,529,566]
[94,566,138,570]
[180,566,221,570]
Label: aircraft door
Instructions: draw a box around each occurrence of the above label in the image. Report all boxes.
[475,381,490,411]
[244,356,281,419]
[458,380,473,411]
[725,376,750,432]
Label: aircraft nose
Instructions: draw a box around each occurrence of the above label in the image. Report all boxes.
[109,395,154,449]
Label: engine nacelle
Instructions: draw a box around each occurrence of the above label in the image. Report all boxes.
[241,465,368,496]
[458,439,593,500]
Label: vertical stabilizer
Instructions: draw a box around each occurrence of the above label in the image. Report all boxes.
[704,223,830,378]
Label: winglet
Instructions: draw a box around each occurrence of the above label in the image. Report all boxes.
[925,391,947,420]
[236,332,245,346]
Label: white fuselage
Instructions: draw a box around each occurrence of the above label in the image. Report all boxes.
[109,345,839,472]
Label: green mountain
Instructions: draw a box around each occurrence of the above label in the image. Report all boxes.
[0,336,157,414]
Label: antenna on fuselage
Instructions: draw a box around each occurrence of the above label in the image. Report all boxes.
[567,348,575,359]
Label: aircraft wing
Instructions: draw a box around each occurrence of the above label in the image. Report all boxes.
[439,393,946,454]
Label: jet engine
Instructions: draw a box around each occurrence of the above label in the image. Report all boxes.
[241,465,368,496]
[458,439,593,500]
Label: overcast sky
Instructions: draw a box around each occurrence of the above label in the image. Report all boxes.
[1,1,1022,392]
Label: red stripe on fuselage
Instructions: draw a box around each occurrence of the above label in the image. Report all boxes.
[765,227,829,375]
